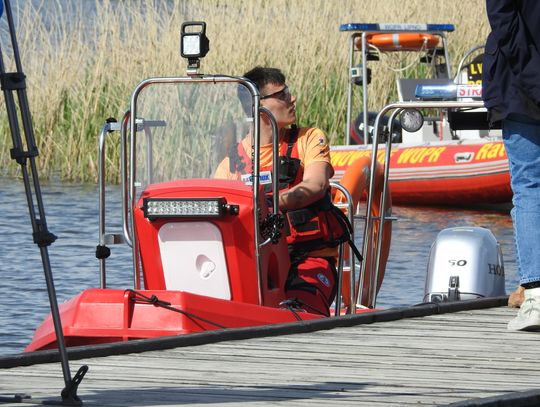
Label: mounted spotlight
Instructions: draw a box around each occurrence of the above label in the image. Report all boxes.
[180,21,210,75]
[400,108,424,133]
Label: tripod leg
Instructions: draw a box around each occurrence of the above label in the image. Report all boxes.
[0,1,86,404]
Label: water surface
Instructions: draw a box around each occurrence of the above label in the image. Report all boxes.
[0,179,517,355]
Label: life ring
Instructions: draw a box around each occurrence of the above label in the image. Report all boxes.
[333,156,392,308]
[355,33,439,52]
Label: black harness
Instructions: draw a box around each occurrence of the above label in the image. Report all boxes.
[231,126,302,192]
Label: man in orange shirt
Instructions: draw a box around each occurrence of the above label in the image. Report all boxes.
[215,67,340,316]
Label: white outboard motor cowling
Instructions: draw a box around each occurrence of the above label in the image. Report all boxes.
[424,227,505,303]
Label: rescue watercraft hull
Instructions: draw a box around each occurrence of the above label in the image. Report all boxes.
[331,139,511,205]
[25,288,330,352]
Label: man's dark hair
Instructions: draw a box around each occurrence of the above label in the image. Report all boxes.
[244,66,286,90]
[238,66,286,116]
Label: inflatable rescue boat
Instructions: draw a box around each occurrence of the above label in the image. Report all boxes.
[25,23,384,352]
[336,23,511,206]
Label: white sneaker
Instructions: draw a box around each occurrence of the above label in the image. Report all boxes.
[508,287,540,331]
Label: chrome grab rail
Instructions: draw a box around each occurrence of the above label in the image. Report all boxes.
[330,182,356,315]
[97,120,123,288]
[455,45,484,82]
[255,107,280,304]
[365,108,399,307]
[258,107,280,248]
[360,100,485,308]
[344,28,452,145]
[120,111,131,249]
[98,114,166,288]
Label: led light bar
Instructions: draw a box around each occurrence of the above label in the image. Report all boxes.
[339,23,455,32]
[143,198,229,219]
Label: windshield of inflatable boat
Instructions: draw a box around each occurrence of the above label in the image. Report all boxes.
[132,80,252,193]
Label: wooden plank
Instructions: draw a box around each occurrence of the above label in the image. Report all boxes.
[1,306,539,406]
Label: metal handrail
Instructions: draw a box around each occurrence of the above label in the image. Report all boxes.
[344,29,452,145]
[360,100,485,308]
[258,107,280,247]
[255,107,280,303]
[370,108,399,305]
[330,182,356,315]
[455,45,484,82]
[120,110,132,248]
[97,120,123,287]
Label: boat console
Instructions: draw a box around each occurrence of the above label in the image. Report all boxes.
[135,179,290,307]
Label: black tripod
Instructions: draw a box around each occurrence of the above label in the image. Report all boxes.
[0,0,87,404]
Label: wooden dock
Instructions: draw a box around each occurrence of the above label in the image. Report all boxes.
[1,298,540,406]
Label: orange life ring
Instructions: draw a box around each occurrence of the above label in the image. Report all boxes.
[355,33,439,52]
[333,156,392,308]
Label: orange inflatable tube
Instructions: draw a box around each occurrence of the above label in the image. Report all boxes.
[333,156,392,308]
[355,33,439,52]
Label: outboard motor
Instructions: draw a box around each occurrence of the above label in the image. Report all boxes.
[424,227,505,302]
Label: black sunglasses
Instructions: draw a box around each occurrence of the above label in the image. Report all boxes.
[260,85,290,101]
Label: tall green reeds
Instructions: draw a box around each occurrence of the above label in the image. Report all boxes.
[0,0,490,182]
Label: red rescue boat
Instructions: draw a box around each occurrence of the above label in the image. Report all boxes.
[331,139,511,205]
[340,22,512,206]
[26,43,384,352]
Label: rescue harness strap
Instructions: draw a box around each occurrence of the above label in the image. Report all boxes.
[287,196,364,265]
[334,207,364,264]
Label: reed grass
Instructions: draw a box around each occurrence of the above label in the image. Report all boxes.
[0,0,490,182]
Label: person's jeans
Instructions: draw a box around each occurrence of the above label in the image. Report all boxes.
[503,114,540,284]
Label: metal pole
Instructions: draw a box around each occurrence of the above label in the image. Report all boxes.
[261,108,280,218]
[370,109,400,308]
[442,34,452,78]
[251,87,263,304]
[334,244,344,316]
[361,33,369,144]
[330,182,354,315]
[345,34,356,145]
[98,124,109,287]
[120,111,132,248]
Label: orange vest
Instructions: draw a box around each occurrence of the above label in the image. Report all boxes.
[232,128,355,256]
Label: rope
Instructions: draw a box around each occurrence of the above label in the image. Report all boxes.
[127,289,315,328]
[278,299,303,321]
[126,289,227,329]
[280,297,329,318]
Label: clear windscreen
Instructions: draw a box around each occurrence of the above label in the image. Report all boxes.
[132,80,253,193]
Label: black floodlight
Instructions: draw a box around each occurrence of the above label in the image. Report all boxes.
[180,21,209,72]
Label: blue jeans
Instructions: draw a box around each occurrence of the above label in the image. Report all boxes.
[503,114,540,285]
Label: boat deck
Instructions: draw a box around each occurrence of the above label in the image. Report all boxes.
[1,298,540,406]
